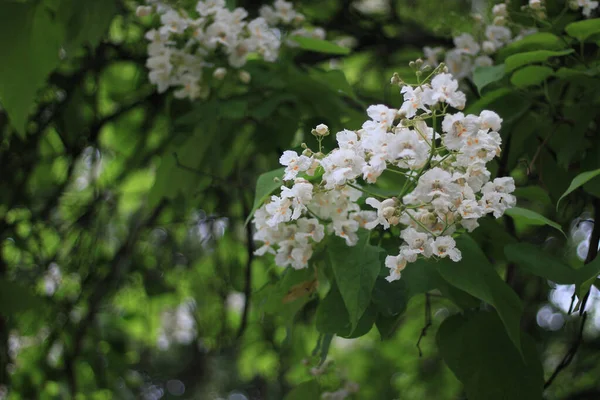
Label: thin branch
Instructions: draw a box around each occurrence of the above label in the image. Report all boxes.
[416,293,432,357]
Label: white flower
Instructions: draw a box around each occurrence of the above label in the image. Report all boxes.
[297,218,325,242]
[385,255,408,282]
[333,219,360,246]
[196,0,226,16]
[279,150,313,181]
[136,6,153,17]
[423,46,444,66]
[364,197,396,230]
[492,4,508,16]
[281,179,314,219]
[336,130,359,149]
[444,49,473,80]
[441,112,480,150]
[400,86,430,118]
[400,227,432,256]
[479,110,502,132]
[321,148,365,189]
[482,40,497,54]
[485,25,512,48]
[265,195,292,227]
[453,33,480,55]
[474,55,493,68]
[431,236,462,261]
[424,73,466,110]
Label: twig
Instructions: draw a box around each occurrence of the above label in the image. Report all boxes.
[416,293,432,357]
[544,198,600,389]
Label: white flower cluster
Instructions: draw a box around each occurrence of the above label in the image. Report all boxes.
[423,2,535,79]
[252,68,516,282]
[570,0,599,17]
[141,0,324,99]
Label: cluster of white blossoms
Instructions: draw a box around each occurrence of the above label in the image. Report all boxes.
[252,66,516,282]
[423,2,536,79]
[139,0,325,100]
[569,0,599,17]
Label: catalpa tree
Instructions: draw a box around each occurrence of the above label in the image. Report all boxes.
[1,0,600,399]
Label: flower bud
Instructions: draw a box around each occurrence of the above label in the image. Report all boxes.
[213,67,227,80]
[415,58,424,68]
[238,70,251,83]
[313,123,329,137]
[382,206,396,219]
[136,5,152,17]
[409,61,416,69]
[493,16,506,26]
[482,41,496,54]
[390,72,403,86]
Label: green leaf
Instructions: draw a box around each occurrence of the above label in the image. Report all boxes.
[498,32,565,59]
[0,278,46,315]
[436,236,524,353]
[504,243,577,284]
[565,18,600,42]
[284,380,320,400]
[327,231,384,330]
[256,268,315,323]
[371,277,408,317]
[58,0,118,52]
[315,285,376,338]
[148,123,219,209]
[472,64,505,93]
[437,311,543,400]
[505,243,600,306]
[309,68,360,102]
[504,207,565,236]
[244,167,286,225]
[504,49,574,73]
[290,36,351,55]
[510,65,553,88]
[557,168,600,209]
[0,1,64,134]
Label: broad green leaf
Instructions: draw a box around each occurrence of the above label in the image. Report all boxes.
[315,284,376,338]
[290,36,351,55]
[284,380,320,400]
[244,167,286,225]
[472,64,505,93]
[465,88,531,124]
[0,278,47,315]
[0,1,64,134]
[498,32,565,59]
[256,268,315,323]
[58,0,118,52]
[505,243,600,306]
[504,49,574,73]
[371,277,408,317]
[148,122,219,209]
[250,93,296,120]
[437,311,543,400]
[309,68,360,102]
[510,65,553,88]
[565,18,600,42]
[327,231,384,330]
[557,168,600,209]
[504,207,565,236]
[436,236,523,353]
[504,243,577,284]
